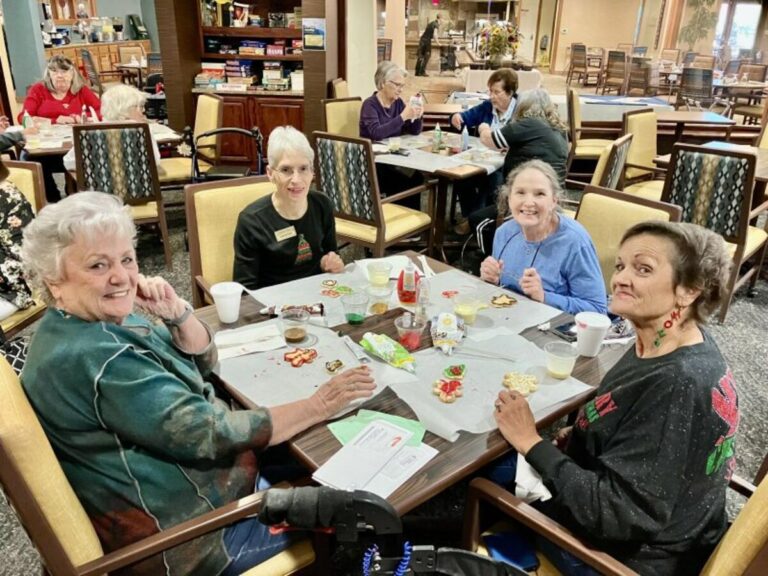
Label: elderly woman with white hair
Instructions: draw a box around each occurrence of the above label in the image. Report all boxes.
[233,125,344,289]
[63,84,161,171]
[20,192,375,575]
[360,60,423,141]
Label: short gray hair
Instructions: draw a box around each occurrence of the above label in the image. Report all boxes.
[43,55,86,95]
[374,61,407,90]
[21,192,136,304]
[497,159,563,216]
[101,84,148,121]
[513,89,567,133]
[620,221,732,324]
[266,126,314,167]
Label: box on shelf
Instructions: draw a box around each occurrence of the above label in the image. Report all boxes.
[200,62,226,79]
[266,45,285,56]
[268,13,286,27]
[290,71,304,92]
[218,83,250,93]
[264,78,291,91]
[227,76,256,86]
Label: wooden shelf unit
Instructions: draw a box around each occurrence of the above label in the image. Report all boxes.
[201,53,303,61]
[201,26,302,39]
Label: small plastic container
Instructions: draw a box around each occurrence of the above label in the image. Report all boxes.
[394,313,427,351]
[282,308,310,343]
[367,284,393,315]
[544,341,578,380]
[341,292,369,325]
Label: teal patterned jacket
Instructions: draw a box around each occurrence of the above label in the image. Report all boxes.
[21,310,273,575]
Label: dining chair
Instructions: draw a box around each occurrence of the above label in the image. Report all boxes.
[599,50,628,95]
[576,185,682,291]
[462,457,768,576]
[682,51,698,65]
[322,97,363,138]
[80,48,125,96]
[617,42,634,53]
[567,44,600,86]
[313,131,435,258]
[620,109,667,201]
[756,115,768,148]
[0,357,316,576]
[330,77,350,98]
[691,54,716,69]
[675,67,714,110]
[73,122,172,268]
[566,88,614,171]
[661,143,768,322]
[147,52,163,75]
[184,176,275,307]
[730,63,768,124]
[633,46,648,57]
[660,48,681,64]
[159,93,222,185]
[627,57,656,96]
[723,59,743,76]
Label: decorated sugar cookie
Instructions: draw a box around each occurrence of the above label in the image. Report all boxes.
[441,290,459,299]
[283,348,318,367]
[502,372,538,396]
[491,294,517,308]
[325,359,344,374]
[443,364,466,380]
[433,379,463,403]
[321,289,342,298]
[321,279,338,288]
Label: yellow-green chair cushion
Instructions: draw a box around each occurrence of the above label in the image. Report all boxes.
[240,539,315,575]
[335,204,431,244]
[574,139,613,159]
[0,359,104,567]
[193,181,276,287]
[159,157,213,183]
[129,201,159,221]
[7,167,41,213]
[623,179,664,201]
[727,227,768,261]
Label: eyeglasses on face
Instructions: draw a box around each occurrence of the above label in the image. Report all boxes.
[274,165,313,178]
[387,80,406,90]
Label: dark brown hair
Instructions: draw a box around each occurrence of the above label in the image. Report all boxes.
[620,221,732,324]
[488,68,518,98]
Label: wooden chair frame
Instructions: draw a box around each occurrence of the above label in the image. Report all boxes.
[73,122,172,268]
[313,131,436,258]
[661,143,768,322]
[80,48,125,96]
[330,78,349,99]
[184,175,272,308]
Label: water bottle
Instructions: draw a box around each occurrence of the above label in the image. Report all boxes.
[22,111,31,128]
[432,122,442,153]
[409,92,423,110]
[81,105,88,123]
[415,279,430,324]
[461,125,469,151]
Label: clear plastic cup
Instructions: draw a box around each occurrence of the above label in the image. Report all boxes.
[282,308,310,344]
[544,341,578,380]
[210,282,243,324]
[367,284,393,315]
[453,295,482,326]
[394,313,427,351]
[341,292,369,325]
[367,261,392,287]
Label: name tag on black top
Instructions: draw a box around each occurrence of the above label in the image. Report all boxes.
[274,226,297,242]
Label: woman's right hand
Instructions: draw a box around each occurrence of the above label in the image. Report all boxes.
[312,366,376,419]
[480,256,503,285]
[450,113,463,130]
[552,426,573,451]
[401,103,419,122]
[56,115,76,125]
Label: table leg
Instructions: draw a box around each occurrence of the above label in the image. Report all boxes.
[432,179,451,262]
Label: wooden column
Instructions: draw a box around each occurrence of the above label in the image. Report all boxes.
[154,0,202,130]
[385,0,407,69]
[303,0,339,138]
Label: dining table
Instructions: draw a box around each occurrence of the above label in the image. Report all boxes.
[655,110,736,141]
[199,252,630,516]
[373,131,505,261]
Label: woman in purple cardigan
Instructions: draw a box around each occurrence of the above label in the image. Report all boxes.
[360,61,424,207]
[360,61,423,140]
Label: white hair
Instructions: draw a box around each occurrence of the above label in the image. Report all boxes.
[374,61,407,90]
[266,125,314,167]
[101,84,148,121]
[21,192,136,304]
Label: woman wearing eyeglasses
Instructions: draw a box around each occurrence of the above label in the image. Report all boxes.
[360,61,423,141]
[233,126,343,290]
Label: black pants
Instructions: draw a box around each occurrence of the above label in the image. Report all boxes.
[22,153,65,203]
[456,170,504,219]
[415,41,432,76]
[376,164,424,210]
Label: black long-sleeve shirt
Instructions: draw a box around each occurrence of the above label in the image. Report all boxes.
[233,191,337,289]
[527,330,737,576]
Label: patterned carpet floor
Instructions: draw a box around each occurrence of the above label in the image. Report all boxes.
[1,204,766,574]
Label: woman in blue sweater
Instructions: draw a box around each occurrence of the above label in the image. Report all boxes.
[480,160,607,315]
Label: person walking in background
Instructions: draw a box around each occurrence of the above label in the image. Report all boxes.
[415,13,442,76]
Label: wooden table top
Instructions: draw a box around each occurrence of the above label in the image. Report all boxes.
[199,252,629,515]
[655,110,736,125]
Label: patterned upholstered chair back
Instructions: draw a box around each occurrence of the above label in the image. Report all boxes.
[73,122,160,206]
[662,144,756,244]
[314,132,382,227]
[590,133,633,190]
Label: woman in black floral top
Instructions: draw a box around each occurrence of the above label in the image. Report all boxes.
[0,157,35,320]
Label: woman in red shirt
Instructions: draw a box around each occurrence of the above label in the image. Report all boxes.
[18,55,101,203]
[18,55,100,125]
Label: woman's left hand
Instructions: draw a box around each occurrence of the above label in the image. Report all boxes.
[478,123,494,149]
[135,275,187,321]
[320,251,344,274]
[55,115,77,125]
[494,390,542,455]
[519,267,544,302]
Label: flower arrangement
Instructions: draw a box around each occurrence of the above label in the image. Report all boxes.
[479,22,521,61]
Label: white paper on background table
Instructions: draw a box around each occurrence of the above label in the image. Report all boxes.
[214,323,285,361]
[388,337,592,442]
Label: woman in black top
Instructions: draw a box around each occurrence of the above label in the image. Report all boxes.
[470,88,569,256]
[233,126,344,289]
